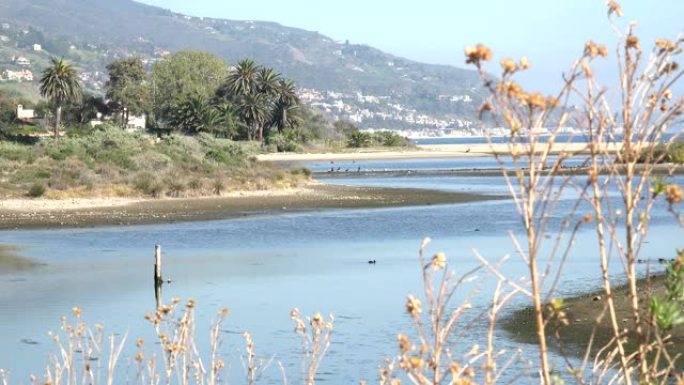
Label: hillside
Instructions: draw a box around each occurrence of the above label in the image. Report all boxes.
[0,0,486,133]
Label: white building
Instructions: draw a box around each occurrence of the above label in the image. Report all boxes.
[2,69,33,82]
[32,43,41,51]
[16,104,35,120]
[125,114,146,131]
[15,57,30,66]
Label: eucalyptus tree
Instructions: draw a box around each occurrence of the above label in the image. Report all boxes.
[105,57,150,129]
[151,51,229,125]
[39,57,82,139]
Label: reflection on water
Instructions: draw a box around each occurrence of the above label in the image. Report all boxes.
[0,158,681,384]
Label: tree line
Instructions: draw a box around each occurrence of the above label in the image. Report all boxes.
[1,51,410,150]
[30,51,302,143]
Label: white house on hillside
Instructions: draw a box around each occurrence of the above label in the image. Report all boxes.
[125,114,146,131]
[15,56,30,66]
[16,105,35,120]
[2,69,33,82]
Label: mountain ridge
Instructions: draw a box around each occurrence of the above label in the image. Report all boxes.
[0,0,485,132]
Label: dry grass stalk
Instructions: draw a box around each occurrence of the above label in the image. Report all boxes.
[381,238,524,385]
[468,1,683,383]
[290,308,334,385]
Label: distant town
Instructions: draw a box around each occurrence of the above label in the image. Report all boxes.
[0,19,486,136]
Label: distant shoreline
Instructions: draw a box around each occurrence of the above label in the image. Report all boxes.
[257,142,623,162]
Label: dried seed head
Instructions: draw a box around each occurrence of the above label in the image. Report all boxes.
[666,184,683,204]
[607,1,623,17]
[500,58,517,74]
[497,81,523,99]
[431,252,447,270]
[397,334,413,353]
[465,44,493,65]
[72,307,81,317]
[408,356,424,369]
[626,35,640,50]
[655,38,676,53]
[406,295,422,317]
[136,338,144,347]
[585,41,599,59]
[524,92,547,110]
[519,56,531,70]
[583,214,594,223]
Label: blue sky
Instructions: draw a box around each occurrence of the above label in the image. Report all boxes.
[136,0,683,91]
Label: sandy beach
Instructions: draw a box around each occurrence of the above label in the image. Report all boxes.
[256,142,624,162]
[0,182,502,230]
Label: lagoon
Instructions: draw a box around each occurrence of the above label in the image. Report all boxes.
[0,157,680,384]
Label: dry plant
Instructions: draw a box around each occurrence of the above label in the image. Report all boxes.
[379,238,527,385]
[34,307,126,385]
[240,331,276,385]
[465,1,683,384]
[290,308,334,385]
[18,299,336,385]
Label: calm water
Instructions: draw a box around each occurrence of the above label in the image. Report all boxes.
[0,158,681,384]
[410,132,679,145]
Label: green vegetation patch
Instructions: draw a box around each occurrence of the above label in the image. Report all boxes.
[0,127,309,198]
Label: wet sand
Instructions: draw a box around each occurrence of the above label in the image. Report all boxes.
[503,275,684,365]
[0,183,504,230]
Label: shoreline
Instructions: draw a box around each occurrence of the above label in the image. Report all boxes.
[0,182,504,230]
[256,143,623,162]
[502,274,684,365]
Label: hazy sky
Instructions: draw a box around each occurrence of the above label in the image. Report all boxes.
[136,0,683,91]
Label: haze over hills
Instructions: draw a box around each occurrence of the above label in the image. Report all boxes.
[0,0,487,133]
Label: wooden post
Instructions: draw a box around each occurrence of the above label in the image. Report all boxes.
[154,244,162,284]
[154,244,163,309]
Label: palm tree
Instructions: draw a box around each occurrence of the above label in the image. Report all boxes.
[215,103,245,139]
[227,59,258,96]
[269,79,301,133]
[238,93,267,141]
[256,67,280,96]
[170,94,213,134]
[39,57,82,139]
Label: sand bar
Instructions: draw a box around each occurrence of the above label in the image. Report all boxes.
[256,142,623,162]
[0,182,503,230]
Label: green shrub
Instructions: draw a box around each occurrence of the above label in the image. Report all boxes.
[133,172,165,197]
[347,131,372,148]
[667,141,684,163]
[290,167,312,177]
[27,183,46,197]
[166,176,187,197]
[267,133,300,152]
[212,178,225,195]
[188,178,202,190]
[374,131,410,147]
